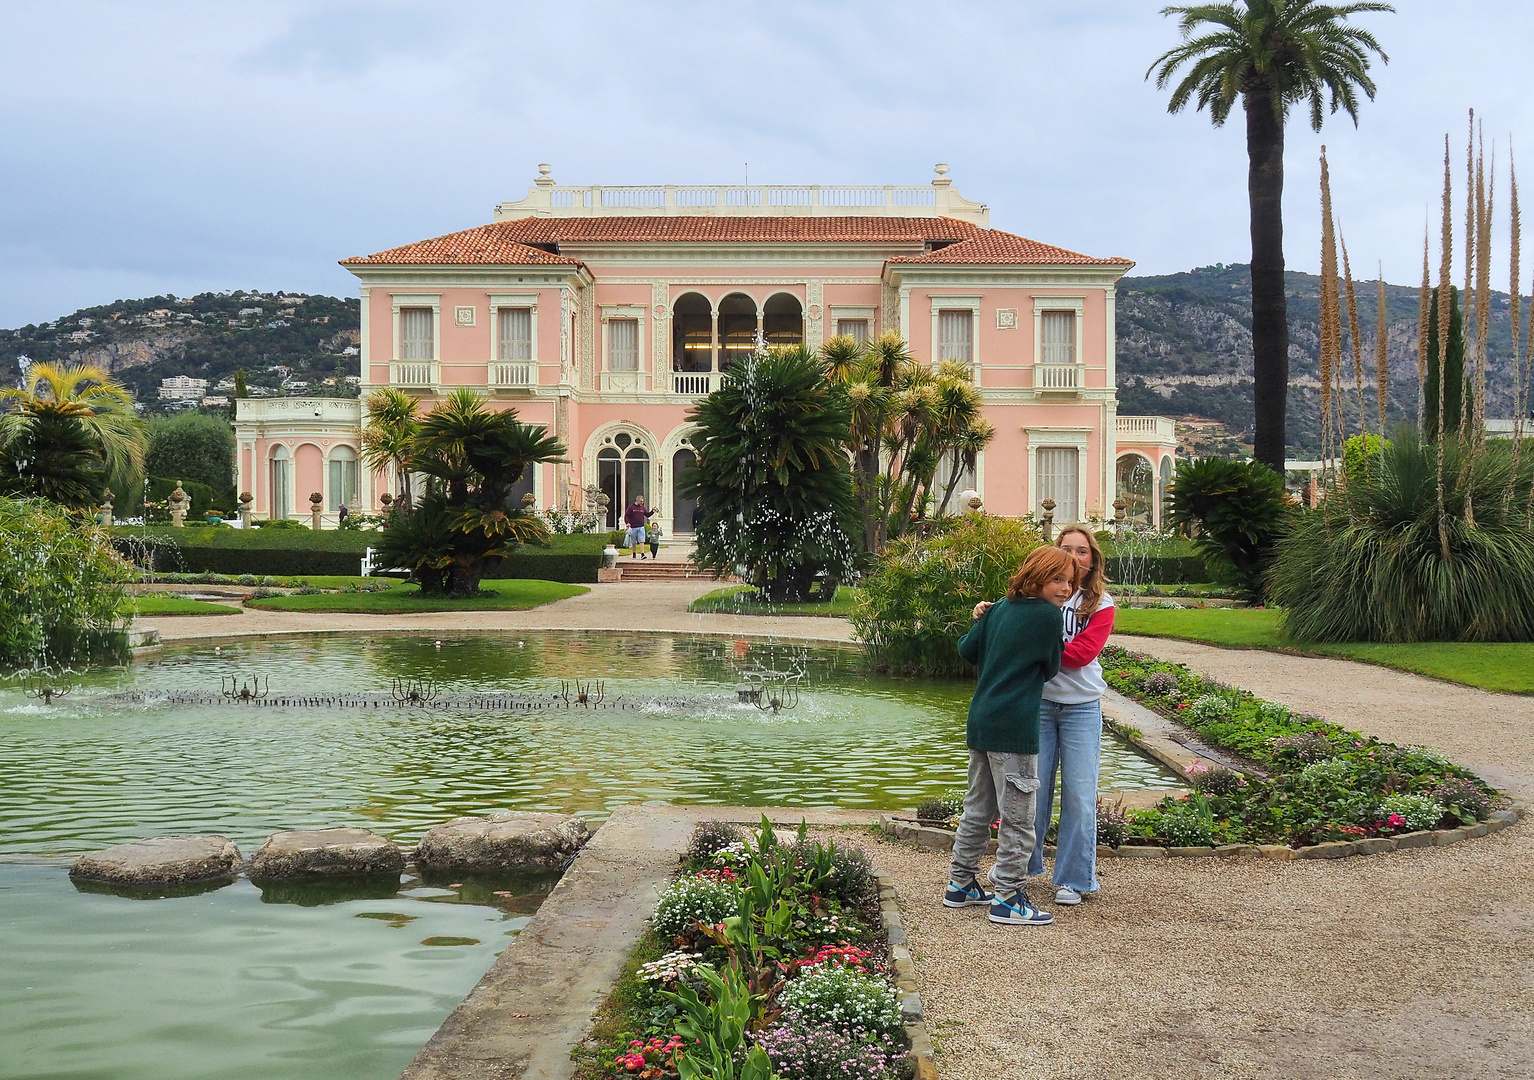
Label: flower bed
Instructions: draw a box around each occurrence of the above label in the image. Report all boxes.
[1102,645,1499,848]
[578,819,914,1080]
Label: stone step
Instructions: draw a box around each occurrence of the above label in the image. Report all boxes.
[615,560,716,581]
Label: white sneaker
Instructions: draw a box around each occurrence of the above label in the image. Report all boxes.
[1054,887,1084,906]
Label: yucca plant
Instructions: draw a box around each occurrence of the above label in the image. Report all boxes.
[1270,431,1534,642]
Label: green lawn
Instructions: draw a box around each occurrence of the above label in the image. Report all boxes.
[687,585,860,618]
[246,578,587,613]
[1113,606,1534,695]
[131,595,243,617]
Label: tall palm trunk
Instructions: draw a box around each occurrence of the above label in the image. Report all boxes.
[1246,85,1289,474]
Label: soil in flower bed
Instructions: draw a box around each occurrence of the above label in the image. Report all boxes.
[573,819,909,1080]
[1101,645,1500,849]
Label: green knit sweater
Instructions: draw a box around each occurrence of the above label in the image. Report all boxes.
[956,596,1065,754]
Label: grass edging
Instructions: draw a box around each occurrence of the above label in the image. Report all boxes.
[245,579,587,613]
[687,584,859,618]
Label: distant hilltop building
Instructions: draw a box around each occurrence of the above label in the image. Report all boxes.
[235,165,1177,530]
[159,375,209,401]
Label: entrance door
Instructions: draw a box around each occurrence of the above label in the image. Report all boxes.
[596,433,650,529]
[672,448,700,533]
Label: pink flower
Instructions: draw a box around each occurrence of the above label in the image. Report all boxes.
[1386,813,1405,828]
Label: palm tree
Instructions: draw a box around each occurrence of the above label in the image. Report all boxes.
[1149,0,1392,473]
[0,362,147,501]
[360,388,421,508]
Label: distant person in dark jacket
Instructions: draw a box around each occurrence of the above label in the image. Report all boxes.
[943,545,1078,927]
[624,496,653,558]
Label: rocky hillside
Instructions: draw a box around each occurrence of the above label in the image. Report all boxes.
[1116,263,1525,455]
[1,291,360,407]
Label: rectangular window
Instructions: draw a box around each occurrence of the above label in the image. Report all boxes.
[608,318,639,371]
[1036,447,1079,522]
[498,307,532,361]
[328,457,358,512]
[1041,309,1076,365]
[399,307,434,360]
[938,310,973,363]
[836,318,869,345]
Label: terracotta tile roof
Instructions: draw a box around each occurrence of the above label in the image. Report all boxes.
[342,216,985,265]
[340,224,584,266]
[888,231,1134,267]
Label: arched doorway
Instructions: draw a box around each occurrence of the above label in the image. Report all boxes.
[763,293,803,346]
[671,293,713,374]
[672,445,700,533]
[269,445,292,519]
[1116,454,1155,526]
[596,432,651,530]
[717,293,757,370]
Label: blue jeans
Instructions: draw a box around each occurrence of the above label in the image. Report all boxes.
[1029,698,1102,893]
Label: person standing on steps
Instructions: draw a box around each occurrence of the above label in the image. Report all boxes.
[624,496,653,558]
[945,545,1078,928]
[973,526,1116,907]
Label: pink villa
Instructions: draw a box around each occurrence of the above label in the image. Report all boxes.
[234,165,1177,534]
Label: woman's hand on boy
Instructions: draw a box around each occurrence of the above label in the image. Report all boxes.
[972,600,993,620]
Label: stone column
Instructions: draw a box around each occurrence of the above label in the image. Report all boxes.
[238,491,253,528]
[309,492,324,530]
[168,482,188,528]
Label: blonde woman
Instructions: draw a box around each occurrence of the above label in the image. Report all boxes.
[972,526,1115,906]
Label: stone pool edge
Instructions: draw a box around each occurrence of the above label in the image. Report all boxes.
[396,806,898,1080]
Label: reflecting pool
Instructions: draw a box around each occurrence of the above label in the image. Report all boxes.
[0,632,1179,1080]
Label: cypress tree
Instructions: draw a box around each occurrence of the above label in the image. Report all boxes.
[1422,285,1468,439]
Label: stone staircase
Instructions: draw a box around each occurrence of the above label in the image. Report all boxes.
[615,558,721,582]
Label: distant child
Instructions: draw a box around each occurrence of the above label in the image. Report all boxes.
[944,545,1079,927]
[646,519,662,559]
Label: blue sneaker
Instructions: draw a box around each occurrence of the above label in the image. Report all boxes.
[989,889,1053,926]
[942,878,995,908]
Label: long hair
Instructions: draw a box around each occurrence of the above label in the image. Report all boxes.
[1055,525,1109,618]
[1006,545,1080,601]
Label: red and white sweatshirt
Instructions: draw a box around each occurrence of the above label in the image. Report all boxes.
[1042,589,1116,704]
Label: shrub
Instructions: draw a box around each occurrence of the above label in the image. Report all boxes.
[1299,758,1354,785]
[1376,794,1445,832]
[1141,672,1179,695]
[1167,456,1293,602]
[1270,432,1534,643]
[1269,731,1335,764]
[851,514,1042,675]
[652,875,740,939]
[684,346,858,602]
[1433,778,1491,824]
[0,498,133,665]
[1185,693,1234,725]
[1150,795,1215,847]
[144,412,236,501]
[776,965,903,1041]
[753,1015,900,1080]
[687,821,743,862]
[819,844,876,907]
[915,798,949,821]
[1190,765,1248,796]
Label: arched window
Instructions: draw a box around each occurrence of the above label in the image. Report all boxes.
[717,293,757,370]
[1116,454,1155,526]
[596,431,651,530]
[671,293,713,373]
[327,446,358,512]
[672,438,700,533]
[1159,456,1173,529]
[763,293,803,347]
[269,445,292,520]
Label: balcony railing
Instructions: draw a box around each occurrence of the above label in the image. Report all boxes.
[392,361,438,388]
[490,362,537,389]
[672,372,715,395]
[1115,415,1178,443]
[1034,364,1083,391]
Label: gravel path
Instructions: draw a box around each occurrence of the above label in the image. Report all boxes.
[871,636,1534,1080]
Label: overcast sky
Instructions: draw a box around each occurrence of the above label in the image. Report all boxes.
[2,0,1529,327]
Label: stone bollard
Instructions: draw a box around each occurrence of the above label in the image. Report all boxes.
[1040,498,1055,543]
[1113,497,1127,541]
[168,482,189,527]
[98,498,114,527]
[238,491,253,528]
[309,492,324,530]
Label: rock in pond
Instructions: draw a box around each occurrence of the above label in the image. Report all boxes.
[414,811,590,874]
[70,835,242,887]
[250,828,405,880]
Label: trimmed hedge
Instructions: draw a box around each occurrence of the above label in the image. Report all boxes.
[1104,555,1207,585]
[109,527,605,581]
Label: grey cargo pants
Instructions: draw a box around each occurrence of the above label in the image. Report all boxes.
[948,750,1040,898]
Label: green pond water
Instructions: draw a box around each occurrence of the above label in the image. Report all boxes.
[0,631,1178,1079]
